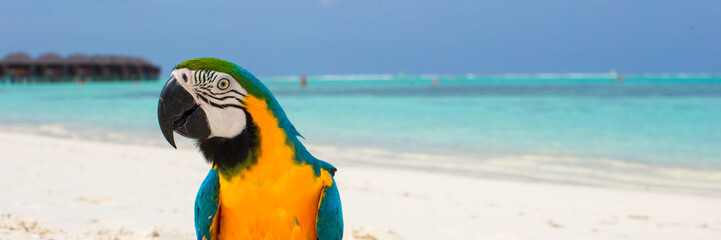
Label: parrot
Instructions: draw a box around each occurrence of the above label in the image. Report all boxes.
[157,58,343,240]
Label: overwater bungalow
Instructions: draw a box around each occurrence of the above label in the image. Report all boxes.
[0,52,160,83]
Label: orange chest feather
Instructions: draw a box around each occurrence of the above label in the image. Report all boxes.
[217,163,332,240]
[215,95,333,239]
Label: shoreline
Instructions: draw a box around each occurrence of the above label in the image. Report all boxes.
[2,131,721,239]
[3,124,721,198]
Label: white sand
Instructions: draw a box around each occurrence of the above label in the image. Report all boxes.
[1,131,721,239]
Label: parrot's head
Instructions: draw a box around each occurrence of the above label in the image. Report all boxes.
[157,58,301,169]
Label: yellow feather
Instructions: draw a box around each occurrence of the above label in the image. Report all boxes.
[217,95,333,239]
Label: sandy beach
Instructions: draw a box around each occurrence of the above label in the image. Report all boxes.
[1,131,721,240]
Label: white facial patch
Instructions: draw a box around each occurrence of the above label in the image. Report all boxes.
[201,104,247,138]
[170,68,250,138]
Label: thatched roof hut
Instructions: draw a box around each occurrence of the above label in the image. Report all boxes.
[130,57,151,65]
[37,53,65,65]
[90,55,112,65]
[0,52,160,83]
[1,52,34,65]
[67,54,90,64]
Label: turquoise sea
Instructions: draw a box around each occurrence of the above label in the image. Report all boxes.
[1,74,720,170]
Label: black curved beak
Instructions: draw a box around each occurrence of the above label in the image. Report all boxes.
[157,78,211,148]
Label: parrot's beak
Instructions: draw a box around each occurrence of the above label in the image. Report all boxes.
[158,77,211,148]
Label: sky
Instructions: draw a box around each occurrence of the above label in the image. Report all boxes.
[0,0,719,76]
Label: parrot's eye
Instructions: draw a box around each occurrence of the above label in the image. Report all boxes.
[218,79,230,90]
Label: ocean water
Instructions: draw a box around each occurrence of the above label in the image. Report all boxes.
[1,75,720,170]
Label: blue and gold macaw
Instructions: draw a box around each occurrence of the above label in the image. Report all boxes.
[157,58,343,240]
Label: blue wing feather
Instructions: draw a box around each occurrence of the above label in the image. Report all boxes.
[195,169,220,240]
[316,177,343,240]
